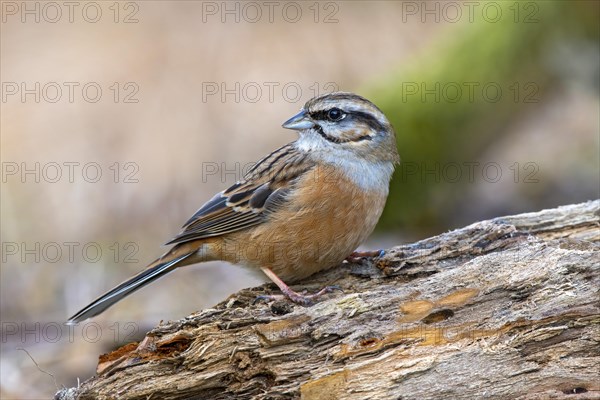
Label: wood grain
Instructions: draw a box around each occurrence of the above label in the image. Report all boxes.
[56,201,600,400]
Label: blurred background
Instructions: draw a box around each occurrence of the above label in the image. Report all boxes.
[1,1,598,398]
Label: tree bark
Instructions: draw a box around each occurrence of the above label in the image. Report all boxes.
[56,201,600,400]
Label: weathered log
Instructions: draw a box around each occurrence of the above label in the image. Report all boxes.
[56,201,600,400]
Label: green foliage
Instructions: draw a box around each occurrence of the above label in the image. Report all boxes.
[369,1,596,236]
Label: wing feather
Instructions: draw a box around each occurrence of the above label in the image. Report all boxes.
[166,143,313,245]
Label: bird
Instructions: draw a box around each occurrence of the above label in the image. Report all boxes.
[67,92,400,324]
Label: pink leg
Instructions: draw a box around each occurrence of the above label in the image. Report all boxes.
[259,267,340,305]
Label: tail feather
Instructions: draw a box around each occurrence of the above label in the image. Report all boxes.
[67,252,194,324]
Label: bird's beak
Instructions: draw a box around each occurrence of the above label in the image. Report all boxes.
[282,110,315,130]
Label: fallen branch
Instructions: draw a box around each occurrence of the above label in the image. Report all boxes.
[56,201,600,400]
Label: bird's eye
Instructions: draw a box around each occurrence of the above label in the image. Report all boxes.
[326,108,345,122]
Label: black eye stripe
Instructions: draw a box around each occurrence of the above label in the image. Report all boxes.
[350,111,387,133]
[309,110,333,121]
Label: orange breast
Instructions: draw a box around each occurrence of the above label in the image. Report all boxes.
[219,164,388,281]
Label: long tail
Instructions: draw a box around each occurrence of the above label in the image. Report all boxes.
[67,251,195,324]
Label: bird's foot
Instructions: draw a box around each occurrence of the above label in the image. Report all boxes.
[257,267,341,305]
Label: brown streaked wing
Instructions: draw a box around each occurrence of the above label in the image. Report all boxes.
[165,143,314,245]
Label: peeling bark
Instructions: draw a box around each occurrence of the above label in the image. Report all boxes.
[55,201,600,400]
